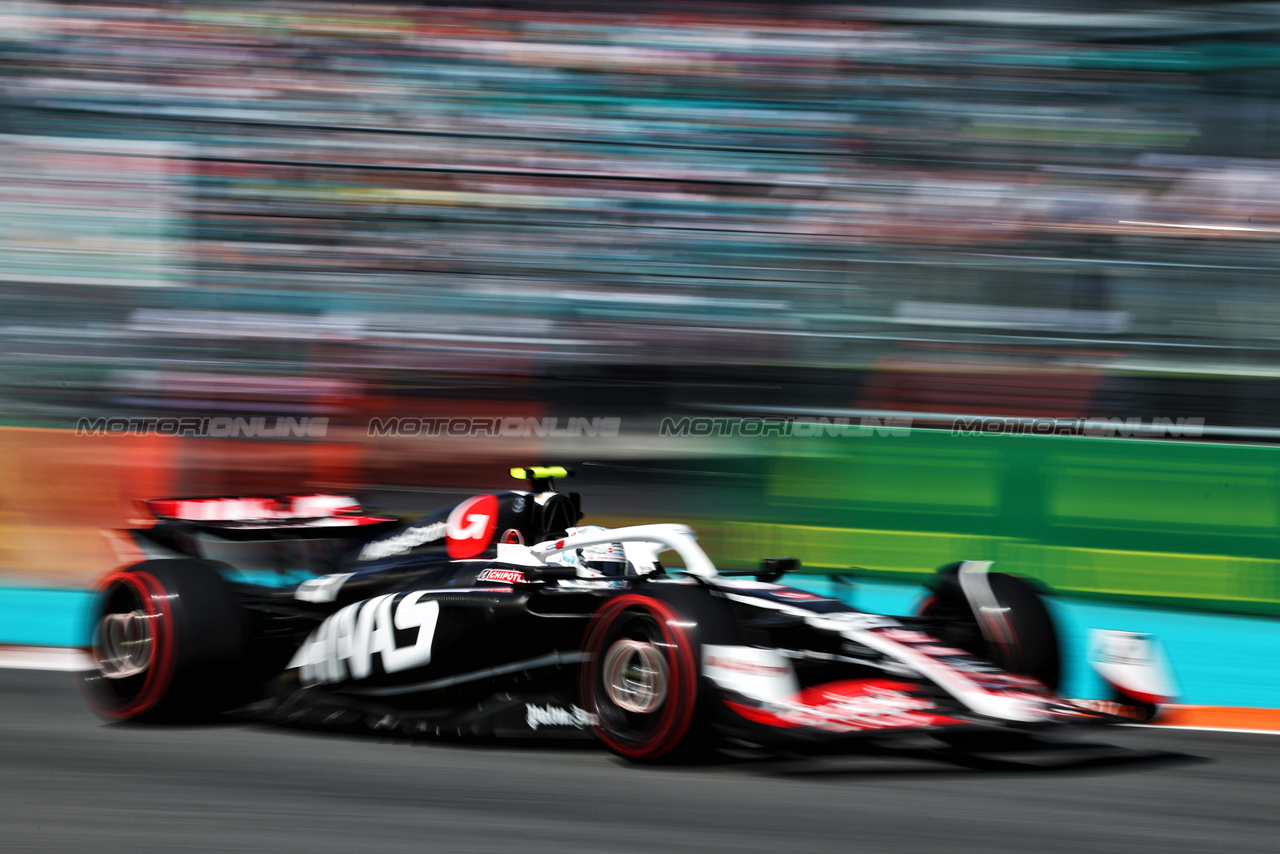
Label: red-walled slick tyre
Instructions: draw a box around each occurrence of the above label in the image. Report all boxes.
[580,594,702,762]
[82,559,248,722]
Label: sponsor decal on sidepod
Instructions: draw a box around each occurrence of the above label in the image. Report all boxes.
[288,592,441,687]
[526,704,597,730]
[477,568,526,584]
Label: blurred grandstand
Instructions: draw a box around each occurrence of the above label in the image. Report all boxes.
[3,0,1280,440]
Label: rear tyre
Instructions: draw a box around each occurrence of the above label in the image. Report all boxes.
[581,594,703,762]
[82,559,248,722]
[920,564,1061,693]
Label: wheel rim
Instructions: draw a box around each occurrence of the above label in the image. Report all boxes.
[602,639,668,714]
[581,595,698,761]
[96,609,156,679]
[84,571,175,719]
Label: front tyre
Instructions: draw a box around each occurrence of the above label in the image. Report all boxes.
[920,563,1061,693]
[82,559,248,722]
[581,594,701,762]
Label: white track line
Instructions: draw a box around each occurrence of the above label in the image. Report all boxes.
[0,647,91,672]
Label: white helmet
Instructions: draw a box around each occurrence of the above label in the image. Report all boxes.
[553,526,629,578]
[577,539,629,578]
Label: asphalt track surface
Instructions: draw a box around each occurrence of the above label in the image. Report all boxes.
[2,669,1276,854]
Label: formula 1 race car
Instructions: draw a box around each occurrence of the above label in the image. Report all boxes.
[83,467,1171,762]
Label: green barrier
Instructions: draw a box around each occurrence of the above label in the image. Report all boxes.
[705,430,1280,617]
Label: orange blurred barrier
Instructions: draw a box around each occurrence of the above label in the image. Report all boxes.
[0,427,177,585]
[1157,705,1280,732]
[0,408,548,586]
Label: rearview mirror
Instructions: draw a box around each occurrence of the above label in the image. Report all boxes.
[758,557,800,583]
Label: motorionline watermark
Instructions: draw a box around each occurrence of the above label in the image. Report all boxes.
[76,416,329,438]
[951,417,1205,438]
[659,416,913,438]
[367,416,621,438]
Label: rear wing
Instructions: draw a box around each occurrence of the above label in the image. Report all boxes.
[141,495,400,540]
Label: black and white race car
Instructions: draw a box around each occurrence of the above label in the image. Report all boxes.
[84,467,1170,762]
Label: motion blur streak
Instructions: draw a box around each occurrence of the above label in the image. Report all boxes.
[3,3,1280,612]
[1,12,1279,850]
[5,1,1280,435]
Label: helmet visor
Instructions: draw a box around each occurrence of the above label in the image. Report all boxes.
[583,559,628,577]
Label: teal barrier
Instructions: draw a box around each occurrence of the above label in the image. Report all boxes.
[0,587,94,648]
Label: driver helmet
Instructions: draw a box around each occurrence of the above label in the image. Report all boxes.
[560,526,628,577]
[577,540,628,577]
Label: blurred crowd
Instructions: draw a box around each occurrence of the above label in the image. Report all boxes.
[3,1,1280,430]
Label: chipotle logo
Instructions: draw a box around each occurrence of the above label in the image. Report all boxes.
[477,568,526,584]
